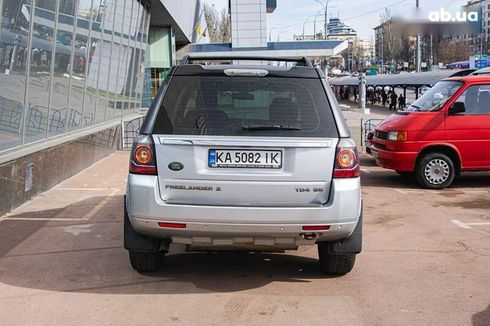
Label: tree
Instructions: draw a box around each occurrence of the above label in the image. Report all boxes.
[203,4,230,43]
[436,38,473,64]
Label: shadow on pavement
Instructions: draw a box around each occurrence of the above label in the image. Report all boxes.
[0,246,333,294]
[0,196,109,259]
[472,304,490,326]
[0,195,337,295]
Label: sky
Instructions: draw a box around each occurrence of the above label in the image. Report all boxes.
[203,0,469,40]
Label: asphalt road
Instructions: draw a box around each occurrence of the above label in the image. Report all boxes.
[0,152,489,325]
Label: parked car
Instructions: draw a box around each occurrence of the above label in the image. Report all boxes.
[371,75,490,189]
[124,56,363,275]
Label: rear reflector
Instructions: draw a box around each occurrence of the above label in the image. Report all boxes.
[129,161,157,175]
[333,165,360,178]
[158,222,187,229]
[302,225,330,231]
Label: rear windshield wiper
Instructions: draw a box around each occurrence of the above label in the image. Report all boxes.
[242,124,302,131]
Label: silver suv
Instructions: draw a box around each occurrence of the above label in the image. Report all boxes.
[125,56,362,275]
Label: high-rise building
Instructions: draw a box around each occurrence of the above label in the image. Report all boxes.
[462,0,489,55]
[327,18,357,36]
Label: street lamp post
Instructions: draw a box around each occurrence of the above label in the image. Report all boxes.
[269,24,284,42]
[303,9,323,40]
[415,0,421,72]
[314,0,330,40]
[277,30,286,42]
[0,0,3,35]
[314,14,320,40]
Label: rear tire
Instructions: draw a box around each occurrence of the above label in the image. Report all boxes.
[129,250,166,273]
[415,152,455,189]
[318,243,356,275]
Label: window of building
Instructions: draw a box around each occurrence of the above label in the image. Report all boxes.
[0,0,151,154]
[147,27,173,103]
[0,0,31,151]
[24,0,57,143]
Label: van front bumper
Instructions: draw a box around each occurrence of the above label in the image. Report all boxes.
[371,146,417,172]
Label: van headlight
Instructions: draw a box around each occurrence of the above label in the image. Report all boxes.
[388,131,407,141]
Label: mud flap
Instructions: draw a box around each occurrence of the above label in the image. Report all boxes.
[328,205,363,254]
[124,196,161,252]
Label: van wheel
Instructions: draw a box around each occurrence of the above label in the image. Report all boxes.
[415,152,455,189]
[129,250,166,273]
[317,243,356,275]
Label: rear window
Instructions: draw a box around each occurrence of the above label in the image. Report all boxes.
[152,76,338,138]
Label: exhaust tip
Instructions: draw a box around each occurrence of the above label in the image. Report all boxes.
[300,233,318,240]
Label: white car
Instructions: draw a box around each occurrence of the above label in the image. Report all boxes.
[124,55,363,276]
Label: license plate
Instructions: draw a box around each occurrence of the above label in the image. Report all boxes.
[208,149,282,169]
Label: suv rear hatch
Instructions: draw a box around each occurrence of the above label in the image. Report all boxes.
[150,66,339,207]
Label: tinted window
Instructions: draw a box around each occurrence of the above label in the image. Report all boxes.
[454,84,490,115]
[153,76,338,138]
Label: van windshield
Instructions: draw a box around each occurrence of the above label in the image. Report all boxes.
[152,76,339,138]
[406,81,463,112]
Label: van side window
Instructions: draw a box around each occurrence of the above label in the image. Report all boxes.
[454,85,490,115]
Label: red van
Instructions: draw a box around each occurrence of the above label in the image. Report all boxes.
[371,75,490,189]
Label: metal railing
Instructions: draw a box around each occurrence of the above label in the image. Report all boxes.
[0,96,95,137]
[361,118,384,147]
[123,116,144,149]
[0,97,23,132]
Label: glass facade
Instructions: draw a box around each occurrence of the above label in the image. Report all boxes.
[142,26,172,107]
[0,0,150,152]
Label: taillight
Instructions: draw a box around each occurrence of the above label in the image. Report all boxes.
[129,135,157,175]
[134,146,153,164]
[333,138,360,178]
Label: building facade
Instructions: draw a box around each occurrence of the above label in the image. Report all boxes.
[0,0,202,153]
[0,0,151,152]
[327,17,356,35]
[462,0,488,55]
[230,0,276,48]
[374,19,416,69]
[0,0,201,215]
[357,38,375,66]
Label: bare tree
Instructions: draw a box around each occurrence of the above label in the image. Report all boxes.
[218,8,231,43]
[436,38,472,64]
[203,3,230,43]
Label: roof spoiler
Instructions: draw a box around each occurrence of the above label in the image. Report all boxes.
[180,55,314,68]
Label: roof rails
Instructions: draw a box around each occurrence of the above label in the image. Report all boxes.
[181,55,314,67]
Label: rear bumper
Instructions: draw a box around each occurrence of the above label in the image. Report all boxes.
[371,146,417,172]
[130,218,357,246]
[126,174,362,244]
